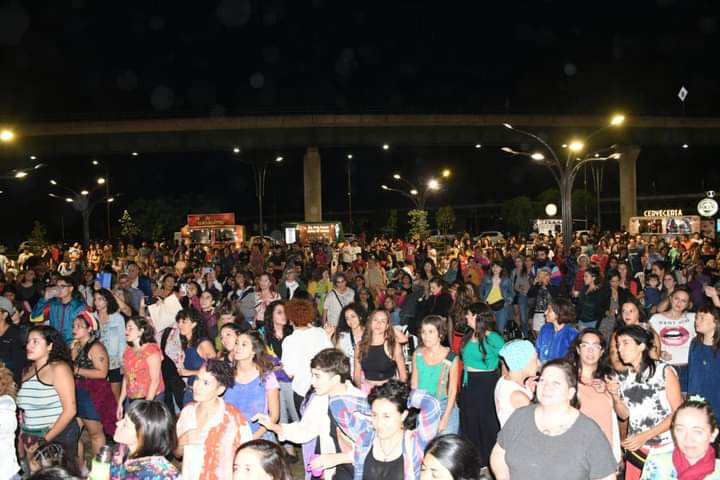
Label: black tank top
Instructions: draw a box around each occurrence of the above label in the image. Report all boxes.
[361,344,396,381]
[362,446,403,479]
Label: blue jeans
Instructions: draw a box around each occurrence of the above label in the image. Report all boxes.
[494,306,509,334]
[516,294,529,338]
[438,398,460,435]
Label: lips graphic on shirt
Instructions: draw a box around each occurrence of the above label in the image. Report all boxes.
[660,326,690,347]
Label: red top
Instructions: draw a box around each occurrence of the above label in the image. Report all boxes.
[123,343,165,399]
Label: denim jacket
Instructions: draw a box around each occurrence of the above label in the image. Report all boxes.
[478,277,514,307]
[97,312,126,370]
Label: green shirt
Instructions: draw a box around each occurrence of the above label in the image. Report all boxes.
[461,331,505,385]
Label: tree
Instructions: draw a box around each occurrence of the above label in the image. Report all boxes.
[26,221,47,252]
[502,196,534,233]
[384,209,398,237]
[436,206,456,234]
[128,194,224,241]
[118,210,140,242]
[408,209,430,240]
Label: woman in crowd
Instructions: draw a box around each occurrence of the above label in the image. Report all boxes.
[597,269,631,340]
[527,268,558,340]
[649,286,696,392]
[425,277,454,322]
[688,305,720,416]
[356,287,376,315]
[495,340,538,427]
[78,271,97,307]
[70,311,117,460]
[176,359,252,480]
[198,289,219,340]
[261,300,290,358]
[307,267,332,317]
[421,434,482,480]
[0,364,19,480]
[112,400,180,479]
[281,299,333,413]
[447,284,476,353]
[254,273,281,329]
[217,322,245,362]
[330,379,441,480]
[17,325,79,467]
[117,316,164,418]
[511,255,531,339]
[608,298,661,371]
[575,266,604,330]
[490,359,617,480]
[535,297,578,364]
[214,300,247,353]
[233,439,294,480]
[651,272,678,314]
[354,309,407,392]
[331,304,367,379]
[176,308,216,405]
[458,302,504,466]
[225,331,280,440]
[640,397,720,479]
[93,288,126,401]
[617,260,639,297]
[478,261,514,334]
[566,328,622,462]
[411,315,459,435]
[608,325,683,480]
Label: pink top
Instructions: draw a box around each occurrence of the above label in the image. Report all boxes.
[123,343,165,399]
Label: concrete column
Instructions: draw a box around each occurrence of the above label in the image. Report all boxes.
[618,145,641,231]
[304,147,322,222]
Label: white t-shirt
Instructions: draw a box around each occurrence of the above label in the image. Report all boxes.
[649,312,696,365]
[494,377,532,427]
[0,395,20,480]
[341,246,355,264]
[281,327,333,396]
[323,288,356,327]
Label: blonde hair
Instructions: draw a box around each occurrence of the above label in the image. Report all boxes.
[0,364,16,399]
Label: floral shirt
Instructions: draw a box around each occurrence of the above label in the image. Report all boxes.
[110,455,180,480]
[123,343,165,400]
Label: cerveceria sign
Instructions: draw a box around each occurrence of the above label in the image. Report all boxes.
[643,209,684,217]
[187,213,235,228]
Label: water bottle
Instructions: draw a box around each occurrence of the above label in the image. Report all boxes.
[89,445,112,480]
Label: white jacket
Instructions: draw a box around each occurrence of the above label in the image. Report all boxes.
[0,395,19,480]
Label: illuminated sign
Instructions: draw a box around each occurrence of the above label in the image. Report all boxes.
[297,223,338,242]
[187,213,235,229]
[697,198,718,217]
[642,209,683,217]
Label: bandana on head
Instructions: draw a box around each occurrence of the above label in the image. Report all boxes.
[77,310,99,332]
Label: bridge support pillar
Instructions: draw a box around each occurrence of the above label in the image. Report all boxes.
[618,145,641,231]
[304,147,322,222]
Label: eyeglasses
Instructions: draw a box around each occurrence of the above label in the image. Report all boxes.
[579,342,603,351]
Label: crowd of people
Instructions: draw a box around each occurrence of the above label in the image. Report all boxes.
[0,227,720,479]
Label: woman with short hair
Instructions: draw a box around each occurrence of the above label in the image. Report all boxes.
[535,298,578,364]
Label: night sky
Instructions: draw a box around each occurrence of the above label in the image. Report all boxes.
[1,1,718,245]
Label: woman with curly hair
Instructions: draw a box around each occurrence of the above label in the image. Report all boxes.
[16,325,79,468]
[225,331,280,440]
[176,359,252,480]
[117,316,164,420]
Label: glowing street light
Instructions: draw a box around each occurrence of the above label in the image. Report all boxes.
[233,147,240,154]
[14,171,28,179]
[410,189,418,195]
[30,155,37,160]
[475,144,482,149]
[442,169,451,178]
[0,129,15,143]
[275,156,283,162]
[427,179,440,190]
[92,159,99,165]
[393,174,401,180]
[382,144,389,150]
[381,185,389,190]
[65,197,73,203]
[50,179,57,185]
[610,114,625,126]
[531,152,545,161]
[97,177,106,185]
[80,190,89,195]
[131,152,139,157]
[568,141,585,152]
[347,154,353,159]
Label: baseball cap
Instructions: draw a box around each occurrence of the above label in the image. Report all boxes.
[499,340,536,372]
[0,296,16,316]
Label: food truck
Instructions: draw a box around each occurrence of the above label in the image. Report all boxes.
[179,213,245,248]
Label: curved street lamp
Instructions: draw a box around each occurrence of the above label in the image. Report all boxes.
[380,170,451,210]
[502,115,625,249]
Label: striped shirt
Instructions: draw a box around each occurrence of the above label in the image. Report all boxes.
[17,367,63,431]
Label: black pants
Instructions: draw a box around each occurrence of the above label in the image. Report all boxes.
[293,392,305,418]
[459,370,500,467]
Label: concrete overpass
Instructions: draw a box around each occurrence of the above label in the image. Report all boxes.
[4,113,720,228]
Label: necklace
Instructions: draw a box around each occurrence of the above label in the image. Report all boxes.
[377,432,403,461]
[536,409,577,436]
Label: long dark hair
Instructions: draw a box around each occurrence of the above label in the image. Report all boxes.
[615,297,648,329]
[693,305,720,356]
[93,288,119,315]
[615,325,657,381]
[127,400,177,458]
[176,308,208,349]
[460,302,495,361]
[28,325,72,365]
[236,330,275,379]
[263,300,292,348]
[565,328,612,382]
[235,439,293,480]
[126,315,156,346]
[423,434,482,480]
[333,304,367,346]
[356,309,396,365]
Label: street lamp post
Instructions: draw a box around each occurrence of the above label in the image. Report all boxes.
[92,160,112,240]
[49,178,120,247]
[381,169,450,210]
[236,153,284,241]
[502,115,624,249]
